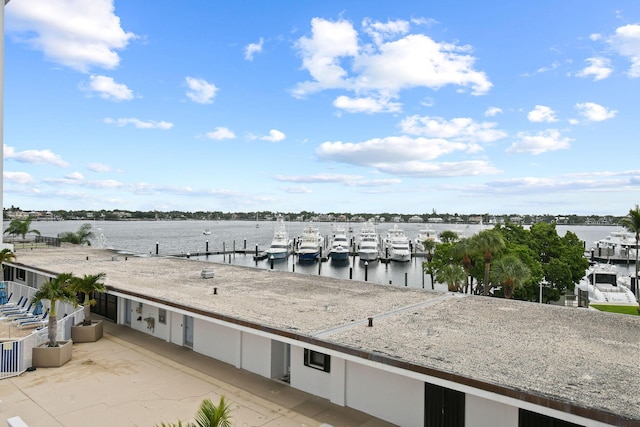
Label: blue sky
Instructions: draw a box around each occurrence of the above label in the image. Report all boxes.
[3,1,640,216]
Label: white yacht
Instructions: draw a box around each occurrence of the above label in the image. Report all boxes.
[384,225,411,262]
[574,263,637,311]
[358,221,379,261]
[329,224,350,261]
[265,217,292,260]
[592,230,638,261]
[297,223,324,261]
[414,227,440,252]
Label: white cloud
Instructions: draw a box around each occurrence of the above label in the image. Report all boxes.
[292,17,491,104]
[65,171,84,180]
[576,57,613,81]
[82,75,133,101]
[185,77,218,104]
[373,160,500,177]
[205,127,236,140]
[88,162,112,172]
[260,129,286,142]
[274,174,402,186]
[317,135,469,166]
[6,0,135,72]
[484,107,503,117]
[4,171,35,185]
[333,95,401,114]
[400,115,507,143]
[506,129,572,155]
[608,24,640,77]
[575,102,617,122]
[283,185,313,194]
[527,105,558,123]
[104,117,173,129]
[244,38,264,61]
[4,144,69,167]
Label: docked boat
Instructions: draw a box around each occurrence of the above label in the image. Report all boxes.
[358,221,379,261]
[414,227,440,252]
[384,225,411,262]
[297,223,324,261]
[592,230,638,262]
[265,217,293,260]
[329,224,350,261]
[574,263,637,311]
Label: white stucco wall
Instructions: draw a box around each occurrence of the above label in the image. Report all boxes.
[345,361,423,427]
[193,319,240,366]
[241,332,271,377]
[466,393,518,427]
[289,346,332,400]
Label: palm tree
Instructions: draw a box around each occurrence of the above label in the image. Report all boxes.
[155,396,233,427]
[439,230,459,244]
[71,273,106,326]
[422,239,437,289]
[491,254,531,299]
[471,230,505,296]
[0,248,16,281]
[435,263,466,293]
[32,273,78,347]
[4,218,40,240]
[620,204,640,300]
[452,237,474,294]
[58,223,94,245]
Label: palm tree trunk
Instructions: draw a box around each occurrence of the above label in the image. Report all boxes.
[48,314,58,347]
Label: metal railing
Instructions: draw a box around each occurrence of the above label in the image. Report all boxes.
[1,281,83,380]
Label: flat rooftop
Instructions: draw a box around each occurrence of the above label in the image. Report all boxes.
[11,245,640,424]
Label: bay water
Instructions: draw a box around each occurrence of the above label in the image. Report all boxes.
[6,220,635,291]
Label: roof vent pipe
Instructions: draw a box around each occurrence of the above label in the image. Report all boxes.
[368,317,373,327]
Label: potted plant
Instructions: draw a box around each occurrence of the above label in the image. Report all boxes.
[31,273,77,367]
[70,272,106,342]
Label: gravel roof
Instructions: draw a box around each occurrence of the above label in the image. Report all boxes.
[13,245,640,423]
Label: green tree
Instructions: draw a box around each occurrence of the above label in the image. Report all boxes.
[156,396,233,427]
[491,254,531,299]
[471,230,505,296]
[58,223,94,245]
[435,263,466,292]
[439,230,459,244]
[422,239,437,289]
[0,248,16,281]
[4,218,40,240]
[70,273,106,326]
[31,273,78,347]
[620,204,640,300]
[451,238,474,293]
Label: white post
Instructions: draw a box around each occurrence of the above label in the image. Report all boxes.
[1,1,6,239]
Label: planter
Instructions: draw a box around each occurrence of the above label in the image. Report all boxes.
[71,320,104,343]
[32,340,73,368]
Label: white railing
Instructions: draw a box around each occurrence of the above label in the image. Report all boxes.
[1,281,84,380]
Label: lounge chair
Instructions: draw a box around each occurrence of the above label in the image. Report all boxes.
[12,308,48,324]
[17,312,49,330]
[0,302,33,319]
[0,296,25,312]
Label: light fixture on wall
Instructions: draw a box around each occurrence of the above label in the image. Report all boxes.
[136,316,142,321]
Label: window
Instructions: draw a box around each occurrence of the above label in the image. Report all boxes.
[158,309,167,324]
[304,349,330,372]
[16,269,26,281]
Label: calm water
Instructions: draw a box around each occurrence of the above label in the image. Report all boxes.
[6,220,634,290]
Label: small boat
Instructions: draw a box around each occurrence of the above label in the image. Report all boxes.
[384,224,411,262]
[358,221,379,261]
[203,229,212,235]
[265,217,293,260]
[329,224,350,261]
[297,223,324,261]
[574,263,637,311]
[414,227,440,252]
